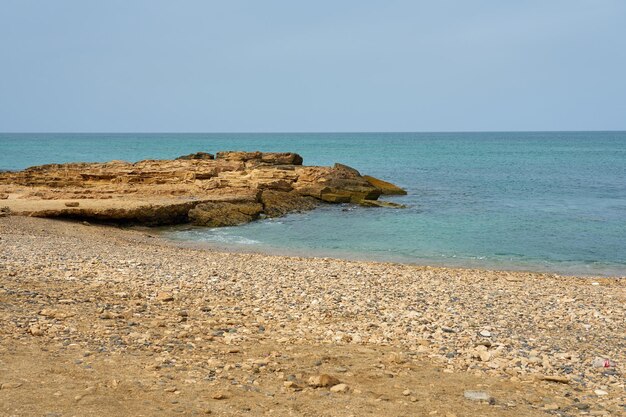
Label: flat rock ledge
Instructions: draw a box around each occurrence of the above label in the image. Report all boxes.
[0,151,406,226]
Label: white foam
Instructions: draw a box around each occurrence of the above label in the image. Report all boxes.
[201,233,259,245]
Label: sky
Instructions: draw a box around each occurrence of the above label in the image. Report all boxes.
[0,0,625,132]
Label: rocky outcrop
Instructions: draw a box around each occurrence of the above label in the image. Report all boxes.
[26,201,199,226]
[189,200,263,227]
[0,151,406,226]
[363,175,407,195]
[260,190,319,218]
[292,164,382,203]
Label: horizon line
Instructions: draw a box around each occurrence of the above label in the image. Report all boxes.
[1,129,626,135]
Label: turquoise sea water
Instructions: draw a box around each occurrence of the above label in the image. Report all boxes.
[1,132,625,276]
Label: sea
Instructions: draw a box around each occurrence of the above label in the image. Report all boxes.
[1,132,625,277]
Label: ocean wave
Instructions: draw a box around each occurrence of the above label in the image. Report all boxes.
[199,233,260,245]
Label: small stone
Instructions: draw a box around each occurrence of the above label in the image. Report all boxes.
[212,392,227,400]
[157,292,174,302]
[164,387,177,392]
[410,396,418,402]
[308,374,340,388]
[29,325,44,336]
[39,309,58,318]
[402,389,411,396]
[479,330,491,337]
[1,382,23,389]
[544,403,560,411]
[65,201,80,207]
[540,375,569,384]
[593,389,608,396]
[283,381,300,389]
[330,383,348,393]
[464,391,492,402]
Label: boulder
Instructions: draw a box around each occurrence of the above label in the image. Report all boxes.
[261,152,303,165]
[292,165,381,204]
[363,175,407,195]
[176,152,214,160]
[216,151,263,162]
[308,374,340,388]
[333,163,361,176]
[216,151,303,166]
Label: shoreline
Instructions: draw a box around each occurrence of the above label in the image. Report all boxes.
[1,216,624,416]
[156,226,626,280]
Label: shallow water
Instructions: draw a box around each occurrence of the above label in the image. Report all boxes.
[2,131,625,276]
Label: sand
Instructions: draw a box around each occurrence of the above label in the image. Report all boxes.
[0,216,624,416]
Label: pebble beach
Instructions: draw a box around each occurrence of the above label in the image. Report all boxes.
[0,216,624,416]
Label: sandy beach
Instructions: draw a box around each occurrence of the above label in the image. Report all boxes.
[0,216,623,416]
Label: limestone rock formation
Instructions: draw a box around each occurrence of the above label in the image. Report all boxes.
[0,151,406,226]
[292,164,382,203]
[363,175,407,195]
[189,200,263,227]
[260,190,319,218]
[216,151,303,166]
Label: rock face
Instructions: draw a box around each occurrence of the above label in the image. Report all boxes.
[363,175,408,195]
[292,164,383,203]
[189,199,264,227]
[260,190,319,218]
[0,151,406,226]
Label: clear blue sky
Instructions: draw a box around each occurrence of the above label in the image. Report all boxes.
[1,0,625,132]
